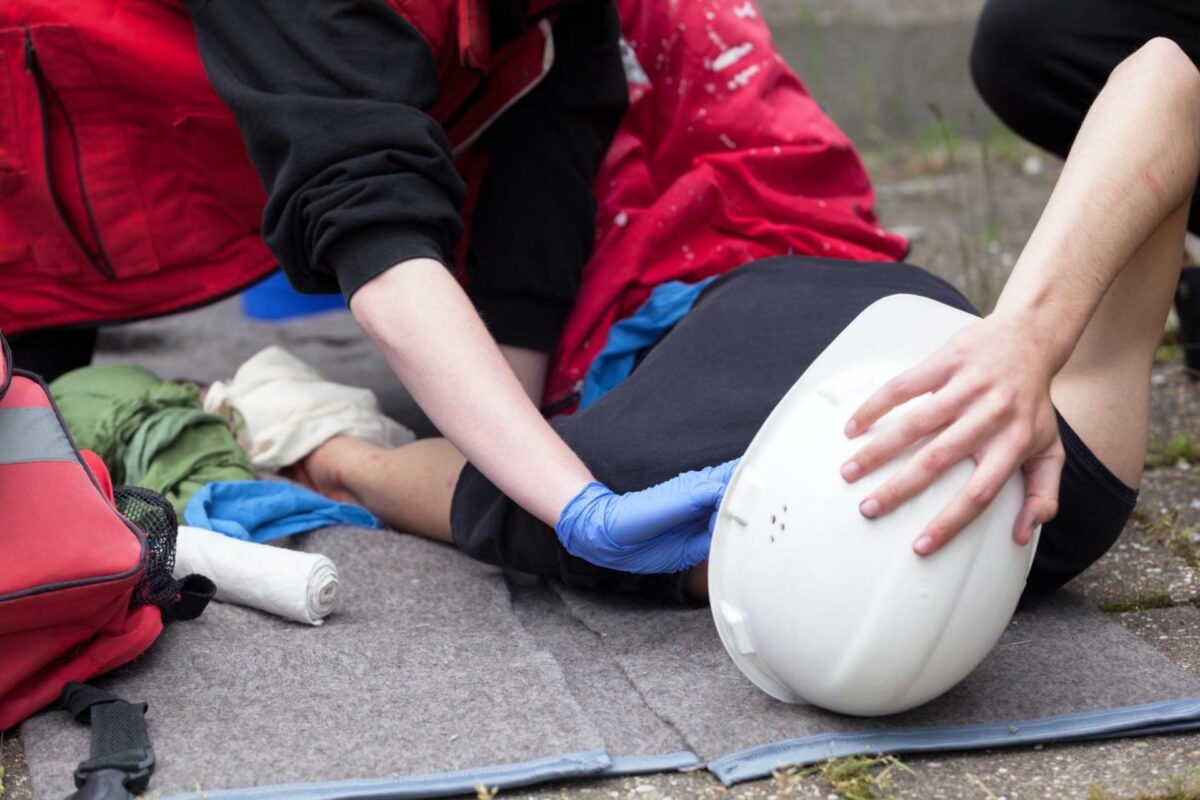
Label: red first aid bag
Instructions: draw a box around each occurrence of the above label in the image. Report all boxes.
[0,331,211,731]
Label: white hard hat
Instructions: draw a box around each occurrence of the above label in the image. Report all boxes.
[708,294,1039,716]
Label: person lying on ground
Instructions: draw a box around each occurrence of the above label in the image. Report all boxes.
[291,39,1200,603]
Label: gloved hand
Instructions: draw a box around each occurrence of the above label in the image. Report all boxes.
[555,460,740,574]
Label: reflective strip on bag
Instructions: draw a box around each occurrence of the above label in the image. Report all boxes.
[0,406,77,464]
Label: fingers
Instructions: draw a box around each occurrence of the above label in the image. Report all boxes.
[1012,444,1065,544]
[841,384,973,483]
[620,477,730,544]
[707,458,741,484]
[844,356,953,439]
[679,506,726,570]
[682,525,714,569]
[672,460,739,516]
[855,402,1007,519]
[911,448,1023,555]
[906,433,1062,556]
[686,477,731,512]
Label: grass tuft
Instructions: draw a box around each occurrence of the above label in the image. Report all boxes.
[1170,525,1200,567]
[1129,505,1200,569]
[774,754,911,800]
[1157,343,1184,364]
[1097,595,1176,614]
[1132,507,1182,541]
[1145,434,1200,469]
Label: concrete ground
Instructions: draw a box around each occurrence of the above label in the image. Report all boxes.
[7,3,1200,800]
[757,0,993,147]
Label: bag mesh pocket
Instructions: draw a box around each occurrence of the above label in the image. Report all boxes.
[114,486,181,610]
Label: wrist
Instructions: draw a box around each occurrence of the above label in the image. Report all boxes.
[991,279,1084,374]
[555,481,612,551]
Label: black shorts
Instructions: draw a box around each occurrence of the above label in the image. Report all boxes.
[451,258,1138,605]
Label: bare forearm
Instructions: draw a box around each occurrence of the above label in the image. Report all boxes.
[349,259,594,526]
[995,39,1200,366]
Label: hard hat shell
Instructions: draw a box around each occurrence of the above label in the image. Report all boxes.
[708,294,1039,716]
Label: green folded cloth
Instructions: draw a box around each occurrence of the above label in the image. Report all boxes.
[50,364,254,515]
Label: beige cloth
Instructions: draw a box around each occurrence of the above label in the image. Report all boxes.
[204,345,414,469]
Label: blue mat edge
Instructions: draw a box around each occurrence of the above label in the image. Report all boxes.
[158,749,704,800]
[604,751,703,776]
[706,696,1200,786]
[162,748,614,800]
[154,700,1200,796]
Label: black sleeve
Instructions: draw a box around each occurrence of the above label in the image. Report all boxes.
[183,0,466,297]
[464,0,629,352]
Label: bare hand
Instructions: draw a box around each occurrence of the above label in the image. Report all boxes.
[839,313,1064,555]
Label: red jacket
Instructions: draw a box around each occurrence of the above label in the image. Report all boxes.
[544,0,907,407]
[0,0,554,335]
[0,0,904,408]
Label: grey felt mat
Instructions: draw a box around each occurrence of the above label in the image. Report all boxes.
[554,588,1200,784]
[503,576,698,768]
[21,529,611,799]
[21,526,1200,798]
[18,299,1200,797]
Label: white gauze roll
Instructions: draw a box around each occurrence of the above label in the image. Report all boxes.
[174,526,340,626]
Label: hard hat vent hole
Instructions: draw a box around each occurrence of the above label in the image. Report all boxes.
[773,505,789,534]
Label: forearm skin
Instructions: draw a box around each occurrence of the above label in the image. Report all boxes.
[995,39,1200,369]
[350,259,595,527]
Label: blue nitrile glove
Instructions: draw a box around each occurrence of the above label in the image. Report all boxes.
[555,460,740,574]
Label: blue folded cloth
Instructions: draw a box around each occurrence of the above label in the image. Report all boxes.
[580,277,717,410]
[184,480,383,543]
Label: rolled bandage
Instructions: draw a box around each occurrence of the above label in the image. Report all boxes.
[174,525,340,625]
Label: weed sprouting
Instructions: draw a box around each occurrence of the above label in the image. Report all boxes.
[1097,596,1176,614]
[774,754,912,799]
[1145,434,1200,469]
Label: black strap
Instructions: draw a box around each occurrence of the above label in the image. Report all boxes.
[60,682,155,800]
[164,573,217,623]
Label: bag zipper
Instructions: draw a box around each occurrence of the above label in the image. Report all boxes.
[24,29,117,281]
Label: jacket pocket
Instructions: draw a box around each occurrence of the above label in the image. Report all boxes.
[3,25,159,280]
